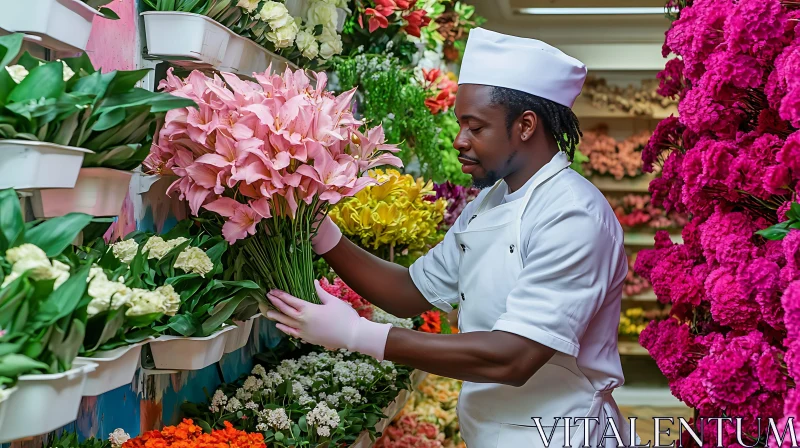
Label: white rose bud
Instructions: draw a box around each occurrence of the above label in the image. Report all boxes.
[259,1,293,29]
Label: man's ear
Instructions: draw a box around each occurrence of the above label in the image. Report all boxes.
[518,111,538,142]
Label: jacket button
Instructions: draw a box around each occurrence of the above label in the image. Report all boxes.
[460,293,465,301]
[510,245,515,253]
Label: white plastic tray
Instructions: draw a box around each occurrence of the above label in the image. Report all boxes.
[0,360,97,443]
[142,11,297,76]
[32,167,133,218]
[149,326,235,370]
[223,315,259,354]
[0,0,102,52]
[0,140,93,190]
[0,387,16,435]
[77,339,151,396]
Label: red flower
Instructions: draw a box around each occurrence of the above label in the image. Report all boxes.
[419,310,442,333]
[402,9,430,38]
[364,0,396,32]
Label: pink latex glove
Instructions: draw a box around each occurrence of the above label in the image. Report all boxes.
[312,216,342,255]
[265,280,392,361]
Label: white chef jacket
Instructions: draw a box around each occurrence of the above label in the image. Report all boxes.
[409,153,629,444]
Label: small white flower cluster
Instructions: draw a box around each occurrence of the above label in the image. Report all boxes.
[2,243,71,290]
[306,401,340,438]
[256,407,291,432]
[5,60,74,85]
[370,307,414,329]
[111,236,214,277]
[209,389,228,413]
[108,428,130,448]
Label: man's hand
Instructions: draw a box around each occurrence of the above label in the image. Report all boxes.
[265,280,393,360]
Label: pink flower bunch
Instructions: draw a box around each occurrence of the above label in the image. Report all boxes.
[144,67,402,244]
[639,0,800,437]
[579,128,652,180]
[319,277,373,319]
[375,414,444,448]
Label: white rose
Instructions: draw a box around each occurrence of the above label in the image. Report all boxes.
[51,260,71,289]
[1,272,19,289]
[266,21,299,49]
[87,272,132,316]
[237,0,260,13]
[302,40,320,60]
[259,1,293,29]
[306,0,337,29]
[6,244,49,267]
[296,28,316,52]
[174,247,214,277]
[317,29,342,60]
[111,239,139,264]
[156,284,181,316]
[5,65,28,84]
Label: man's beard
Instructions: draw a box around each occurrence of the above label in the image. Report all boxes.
[472,170,499,189]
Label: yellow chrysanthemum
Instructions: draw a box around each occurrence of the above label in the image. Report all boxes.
[330,169,446,252]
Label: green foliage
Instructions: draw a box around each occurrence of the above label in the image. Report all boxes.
[332,54,466,185]
[45,429,111,448]
[0,34,195,170]
[756,202,800,241]
[570,149,589,177]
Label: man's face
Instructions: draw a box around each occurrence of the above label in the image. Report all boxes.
[453,84,518,189]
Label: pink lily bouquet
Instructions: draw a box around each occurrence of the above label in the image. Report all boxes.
[144,67,401,304]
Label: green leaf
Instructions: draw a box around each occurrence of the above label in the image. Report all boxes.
[16,52,42,71]
[756,226,791,241]
[125,312,163,328]
[274,432,285,442]
[105,69,152,96]
[84,308,125,352]
[52,111,80,146]
[92,108,126,132]
[165,313,200,336]
[200,295,246,336]
[0,64,17,106]
[0,353,49,378]
[0,34,23,69]
[61,53,97,77]
[7,62,66,103]
[98,7,121,19]
[25,212,93,256]
[0,188,24,252]
[32,263,90,325]
[97,88,196,115]
[789,202,800,221]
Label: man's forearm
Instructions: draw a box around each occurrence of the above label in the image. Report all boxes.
[384,329,555,387]
[322,237,431,318]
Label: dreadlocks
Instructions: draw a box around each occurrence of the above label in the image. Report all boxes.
[489,86,582,161]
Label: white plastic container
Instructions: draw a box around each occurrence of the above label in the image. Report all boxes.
[0,0,102,52]
[0,360,97,443]
[149,326,235,370]
[142,11,233,67]
[77,339,150,397]
[31,167,133,218]
[0,140,92,190]
[0,387,16,435]
[223,315,259,354]
[142,11,298,75]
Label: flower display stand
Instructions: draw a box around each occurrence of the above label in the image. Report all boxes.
[0,360,98,443]
[224,315,260,354]
[77,339,152,397]
[0,140,92,190]
[141,11,297,76]
[148,325,236,370]
[31,168,133,218]
[0,0,102,52]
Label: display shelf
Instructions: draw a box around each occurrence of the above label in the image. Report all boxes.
[0,0,102,52]
[588,174,653,193]
[141,11,298,77]
[618,341,649,356]
[614,385,681,407]
[623,290,657,302]
[573,96,678,120]
[624,232,682,247]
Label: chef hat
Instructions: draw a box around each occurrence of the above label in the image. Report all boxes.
[458,28,588,108]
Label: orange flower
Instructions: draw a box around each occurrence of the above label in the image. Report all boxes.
[123,420,264,448]
[419,310,442,333]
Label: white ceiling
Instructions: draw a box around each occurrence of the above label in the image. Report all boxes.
[469,0,673,72]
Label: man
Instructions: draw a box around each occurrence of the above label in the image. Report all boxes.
[266,28,631,448]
